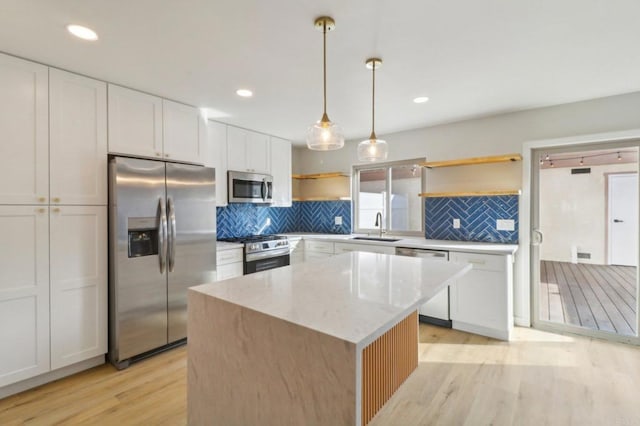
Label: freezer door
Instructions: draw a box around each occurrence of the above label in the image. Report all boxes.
[109,157,168,363]
[166,163,216,342]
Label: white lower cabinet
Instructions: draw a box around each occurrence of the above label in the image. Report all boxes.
[289,238,304,264]
[304,240,334,261]
[0,206,50,387]
[333,242,395,255]
[216,247,244,281]
[50,206,107,370]
[0,205,107,388]
[449,252,513,340]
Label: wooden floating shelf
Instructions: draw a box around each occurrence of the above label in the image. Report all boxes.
[421,153,522,168]
[292,197,351,202]
[292,172,349,179]
[419,190,521,198]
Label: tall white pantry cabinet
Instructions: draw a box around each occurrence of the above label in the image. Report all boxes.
[0,54,107,388]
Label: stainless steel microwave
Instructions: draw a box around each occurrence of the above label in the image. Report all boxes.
[228,171,273,204]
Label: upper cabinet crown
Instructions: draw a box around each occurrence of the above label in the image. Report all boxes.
[107,84,203,165]
[226,126,270,174]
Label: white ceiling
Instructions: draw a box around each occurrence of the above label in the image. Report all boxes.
[2,1,640,145]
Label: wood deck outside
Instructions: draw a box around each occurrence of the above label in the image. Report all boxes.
[539,260,637,336]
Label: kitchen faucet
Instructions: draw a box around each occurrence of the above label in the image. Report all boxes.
[374,212,384,238]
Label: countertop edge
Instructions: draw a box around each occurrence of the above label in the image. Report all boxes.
[280,233,518,255]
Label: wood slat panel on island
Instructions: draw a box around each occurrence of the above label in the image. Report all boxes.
[421,153,522,168]
[187,252,471,426]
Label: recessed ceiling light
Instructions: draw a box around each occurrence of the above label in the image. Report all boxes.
[413,96,429,104]
[67,24,98,41]
[236,89,253,98]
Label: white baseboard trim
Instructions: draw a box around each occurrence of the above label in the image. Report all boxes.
[0,355,105,399]
[452,321,511,341]
[514,316,531,327]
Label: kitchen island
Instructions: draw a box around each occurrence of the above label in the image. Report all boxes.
[187,252,471,426]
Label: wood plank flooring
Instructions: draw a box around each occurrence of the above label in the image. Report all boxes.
[1,325,639,425]
[540,261,638,336]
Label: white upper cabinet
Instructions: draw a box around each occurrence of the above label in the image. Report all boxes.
[270,137,292,207]
[107,84,163,159]
[50,206,107,370]
[227,126,270,174]
[0,205,50,387]
[162,99,202,164]
[50,69,107,205]
[0,54,49,205]
[108,85,203,164]
[204,120,228,206]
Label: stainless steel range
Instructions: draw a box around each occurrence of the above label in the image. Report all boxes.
[219,235,289,274]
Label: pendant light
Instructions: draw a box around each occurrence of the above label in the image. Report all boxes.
[306,17,344,151]
[358,58,388,162]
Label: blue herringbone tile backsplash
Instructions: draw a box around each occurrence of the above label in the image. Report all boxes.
[217,201,351,238]
[425,196,519,243]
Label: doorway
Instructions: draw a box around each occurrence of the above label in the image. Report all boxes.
[608,173,639,266]
[531,143,639,341]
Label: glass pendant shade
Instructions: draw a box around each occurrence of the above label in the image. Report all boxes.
[358,136,388,162]
[307,114,345,150]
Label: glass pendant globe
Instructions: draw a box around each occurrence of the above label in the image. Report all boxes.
[306,120,345,151]
[357,138,388,162]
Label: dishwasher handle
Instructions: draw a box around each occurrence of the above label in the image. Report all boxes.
[395,247,449,260]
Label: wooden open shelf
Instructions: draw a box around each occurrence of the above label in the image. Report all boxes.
[292,197,351,202]
[420,190,521,198]
[292,172,348,179]
[421,153,522,168]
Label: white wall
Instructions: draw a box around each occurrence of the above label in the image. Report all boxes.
[540,163,636,264]
[293,90,640,326]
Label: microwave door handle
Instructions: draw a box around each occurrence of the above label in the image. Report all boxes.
[158,197,168,273]
[167,197,176,272]
[261,179,267,202]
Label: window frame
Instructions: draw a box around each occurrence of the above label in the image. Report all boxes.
[352,158,426,237]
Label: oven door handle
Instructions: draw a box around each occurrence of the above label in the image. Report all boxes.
[245,247,290,262]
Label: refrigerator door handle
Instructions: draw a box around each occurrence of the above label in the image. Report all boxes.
[167,197,177,272]
[159,197,168,273]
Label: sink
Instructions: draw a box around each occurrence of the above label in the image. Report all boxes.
[352,236,401,242]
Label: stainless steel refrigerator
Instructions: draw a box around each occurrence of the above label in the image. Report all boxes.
[108,157,216,369]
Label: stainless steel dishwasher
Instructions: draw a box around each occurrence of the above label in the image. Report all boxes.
[395,247,452,328]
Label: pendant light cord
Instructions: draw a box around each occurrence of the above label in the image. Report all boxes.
[371,62,376,136]
[322,22,327,117]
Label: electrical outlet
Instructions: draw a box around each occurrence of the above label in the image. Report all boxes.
[334,216,342,225]
[496,219,515,231]
[453,218,460,229]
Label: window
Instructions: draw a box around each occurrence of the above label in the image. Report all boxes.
[353,159,425,236]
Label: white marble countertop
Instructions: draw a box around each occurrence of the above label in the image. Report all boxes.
[280,233,518,255]
[216,241,244,251]
[190,252,471,348]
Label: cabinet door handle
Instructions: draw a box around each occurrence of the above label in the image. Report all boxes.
[36,208,46,213]
[38,197,46,203]
[53,208,61,213]
[156,152,162,157]
[52,197,60,203]
[165,153,170,158]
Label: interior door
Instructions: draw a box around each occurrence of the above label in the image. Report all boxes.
[166,163,216,343]
[608,173,639,266]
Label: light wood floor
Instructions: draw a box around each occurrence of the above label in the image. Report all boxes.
[1,325,639,425]
[540,261,637,336]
